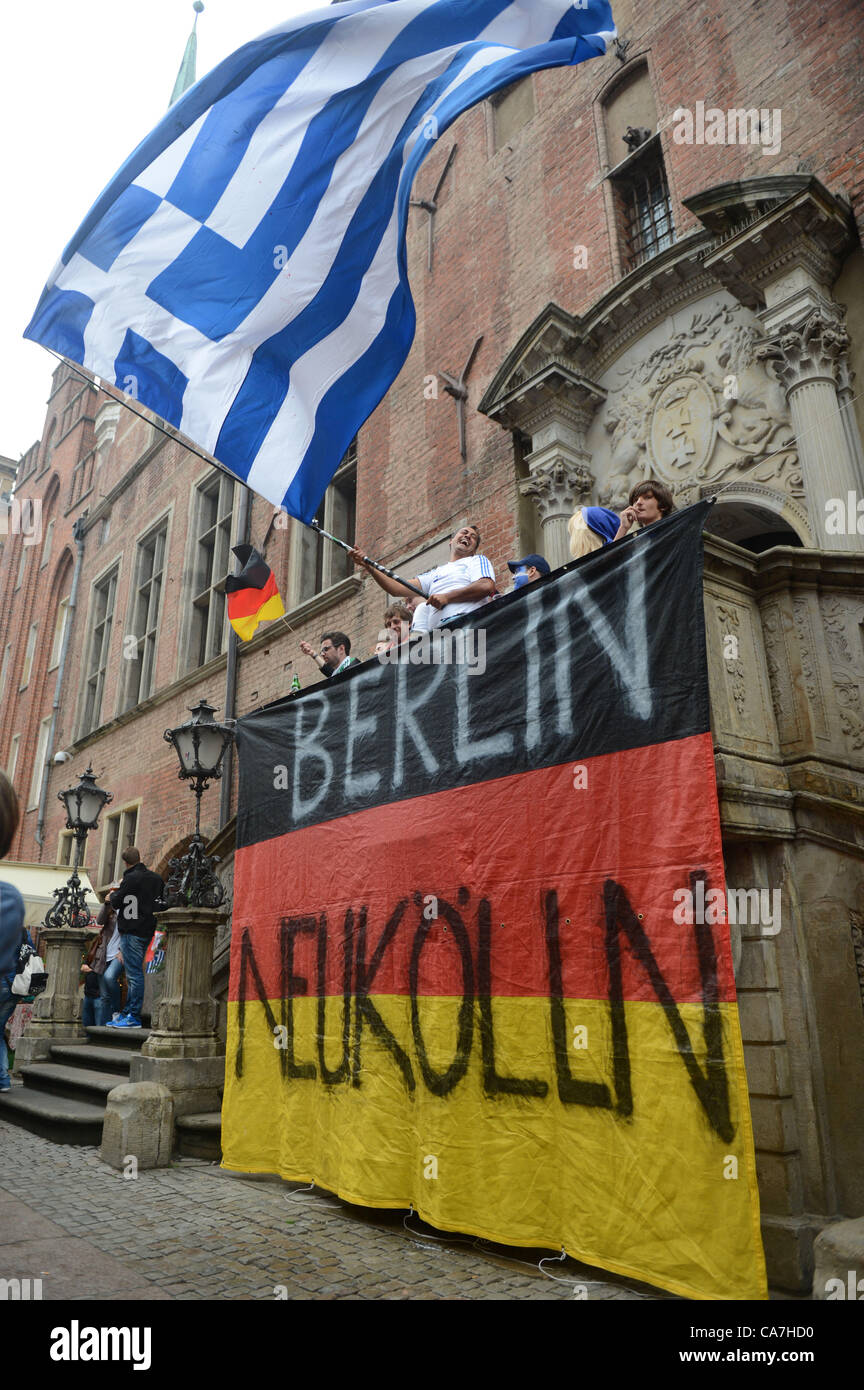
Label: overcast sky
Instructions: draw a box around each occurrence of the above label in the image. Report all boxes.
[0,0,317,460]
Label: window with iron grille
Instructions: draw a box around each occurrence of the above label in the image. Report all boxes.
[124,522,167,708]
[293,444,357,606]
[82,568,118,734]
[189,475,235,669]
[613,137,674,271]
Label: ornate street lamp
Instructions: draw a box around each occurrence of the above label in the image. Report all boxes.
[162,698,234,908]
[44,766,113,929]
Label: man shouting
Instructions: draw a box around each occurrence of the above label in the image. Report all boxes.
[349,524,494,630]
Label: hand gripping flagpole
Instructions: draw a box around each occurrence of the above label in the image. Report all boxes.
[308,519,427,600]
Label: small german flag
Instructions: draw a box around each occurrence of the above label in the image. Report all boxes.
[225,545,285,641]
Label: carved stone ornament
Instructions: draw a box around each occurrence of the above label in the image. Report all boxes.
[520,457,594,522]
[792,598,828,737]
[765,307,851,393]
[761,602,801,743]
[598,302,801,509]
[822,598,856,668]
[716,603,747,715]
[851,910,864,1014]
[834,680,864,751]
[650,375,716,480]
[821,596,864,753]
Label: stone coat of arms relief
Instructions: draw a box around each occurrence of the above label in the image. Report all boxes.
[597,303,804,518]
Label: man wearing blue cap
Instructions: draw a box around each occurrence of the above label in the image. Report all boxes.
[507,554,551,591]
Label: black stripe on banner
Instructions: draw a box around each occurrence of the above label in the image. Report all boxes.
[236,501,713,848]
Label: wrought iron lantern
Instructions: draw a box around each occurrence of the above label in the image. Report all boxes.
[44,766,112,930]
[162,699,234,908]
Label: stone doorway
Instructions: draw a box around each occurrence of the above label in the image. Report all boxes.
[703,500,803,554]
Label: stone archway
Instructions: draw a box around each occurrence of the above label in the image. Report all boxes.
[703,500,804,554]
[152,834,196,883]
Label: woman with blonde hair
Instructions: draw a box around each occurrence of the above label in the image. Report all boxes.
[568,481,675,558]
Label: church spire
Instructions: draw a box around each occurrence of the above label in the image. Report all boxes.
[169,1,204,106]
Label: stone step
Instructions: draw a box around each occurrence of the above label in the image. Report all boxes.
[50,1043,137,1073]
[175,1111,222,1161]
[0,1084,104,1146]
[84,1025,151,1047]
[20,1062,128,1103]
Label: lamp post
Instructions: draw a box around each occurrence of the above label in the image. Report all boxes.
[162,698,234,908]
[44,766,112,929]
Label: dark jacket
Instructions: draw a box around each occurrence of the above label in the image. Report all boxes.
[108,863,165,940]
[0,881,26,986]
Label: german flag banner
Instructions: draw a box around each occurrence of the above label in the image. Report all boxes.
[225,544,285,642]
[222,502,767,1301]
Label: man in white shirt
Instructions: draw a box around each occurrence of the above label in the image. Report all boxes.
[349,525,495,630]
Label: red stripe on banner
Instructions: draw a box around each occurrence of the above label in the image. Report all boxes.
[228,732,733,1005]
[226,570,278,619]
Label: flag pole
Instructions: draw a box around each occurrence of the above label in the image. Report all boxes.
[308,519,426,600]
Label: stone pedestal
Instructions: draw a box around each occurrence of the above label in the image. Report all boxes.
[101,1082,174,1171]
[129,906,227,1117]
[14,927,86,1069]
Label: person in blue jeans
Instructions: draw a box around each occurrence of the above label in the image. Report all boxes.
[105,847,165,1030]
[95,887,124,1024]
[0,771,26,1093]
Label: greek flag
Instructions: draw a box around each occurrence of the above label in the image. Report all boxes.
[24,0,614,523]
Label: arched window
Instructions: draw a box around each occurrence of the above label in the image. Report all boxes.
[597,60,675,274]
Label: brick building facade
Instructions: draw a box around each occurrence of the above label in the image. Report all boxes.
[2,0,864,1291]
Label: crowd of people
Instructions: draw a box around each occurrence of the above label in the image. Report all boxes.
[295,480,673,675]
[0,774,168,1090]
[87,848,166,1032]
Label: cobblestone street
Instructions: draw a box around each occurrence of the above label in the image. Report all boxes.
[0,1120,662,1301]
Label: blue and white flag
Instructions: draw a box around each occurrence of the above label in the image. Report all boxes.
[25,0,615,523]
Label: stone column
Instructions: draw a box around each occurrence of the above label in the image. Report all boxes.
[130,906,227,1117]
[760,304,864,553]
[520,388,603,569]
[14,927,87,1068]
[836,355,864,487]
[520,455,594,570]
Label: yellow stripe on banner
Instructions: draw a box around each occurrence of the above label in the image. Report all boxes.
[221,996,767,1301]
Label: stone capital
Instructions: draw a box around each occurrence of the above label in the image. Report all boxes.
[520,453,594,523]
[759,306,851,393]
